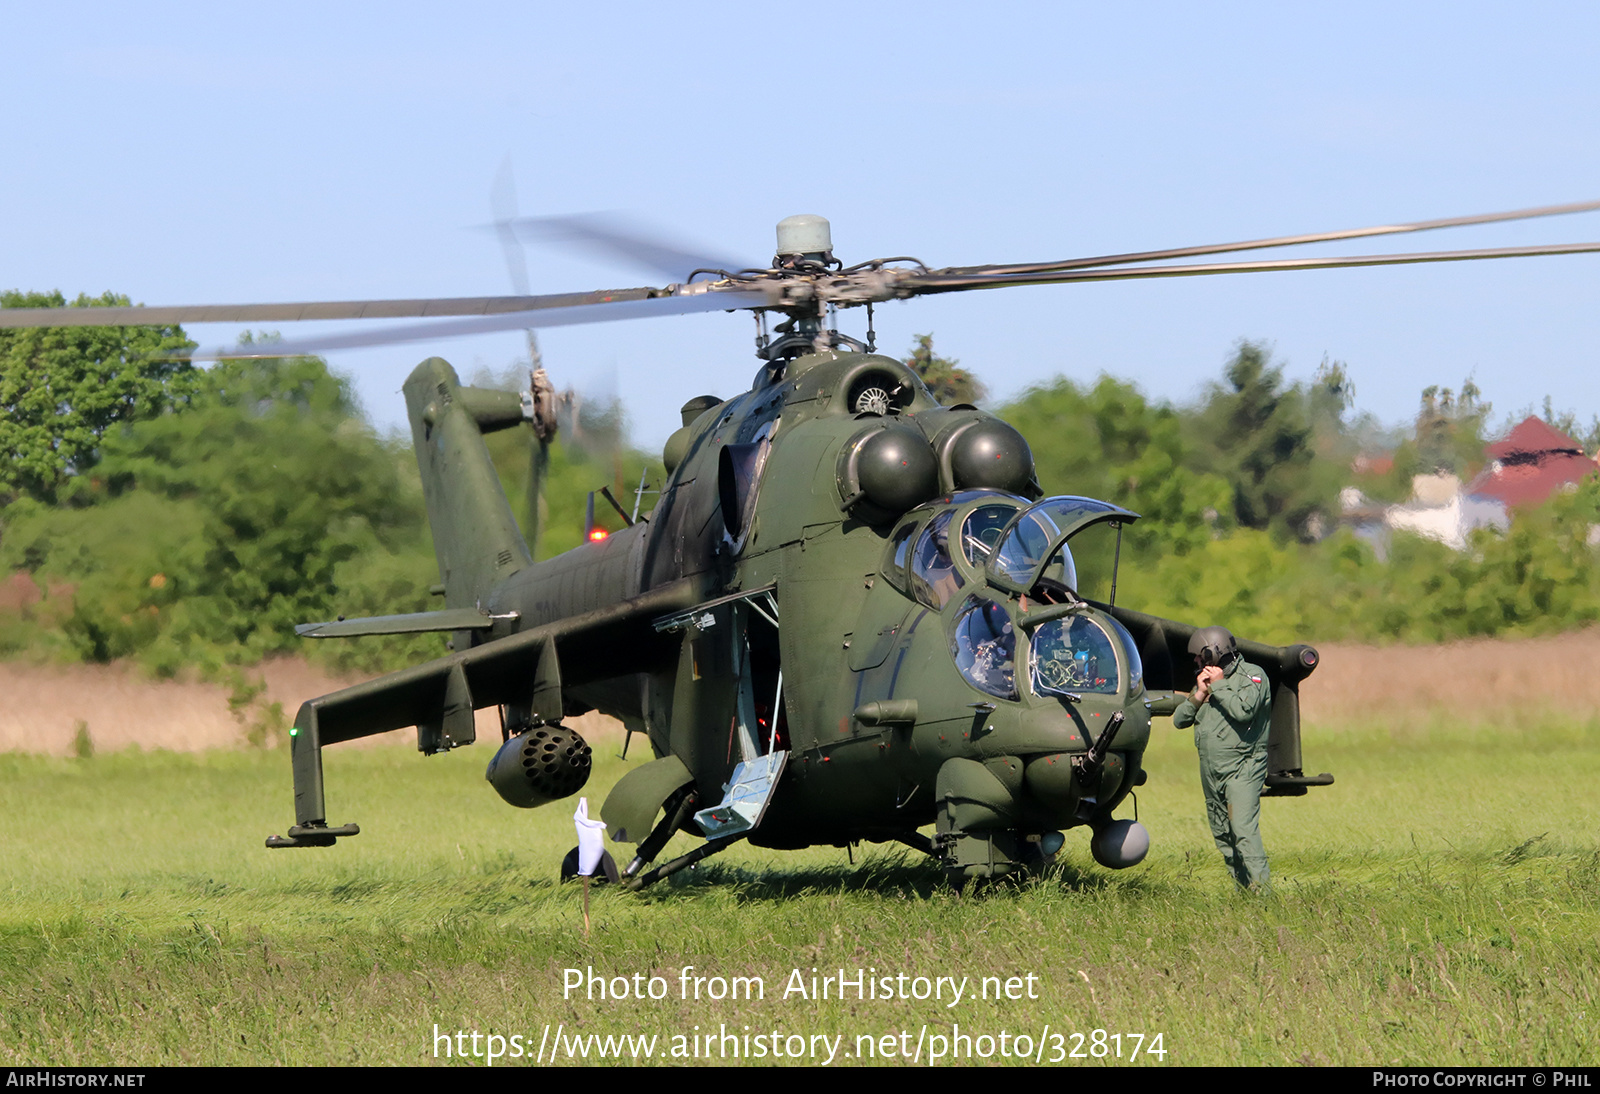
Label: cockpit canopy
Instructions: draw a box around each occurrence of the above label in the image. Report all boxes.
[886,490,1027,611]
[1028,614,1143,698]
[950,595,1145,702]
[884,492,1139,612]
[880,493,1148,703]
[984,496,1139,597]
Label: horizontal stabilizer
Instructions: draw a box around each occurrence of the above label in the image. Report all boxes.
[294,608,510,638]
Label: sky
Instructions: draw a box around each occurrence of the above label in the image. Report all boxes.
[5,2,1599,450]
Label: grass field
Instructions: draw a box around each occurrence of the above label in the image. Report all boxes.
[3,648,1599,1066]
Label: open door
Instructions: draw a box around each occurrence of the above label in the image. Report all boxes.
[654,587,788,838]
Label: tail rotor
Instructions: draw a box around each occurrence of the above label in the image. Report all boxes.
[494,157,561,554]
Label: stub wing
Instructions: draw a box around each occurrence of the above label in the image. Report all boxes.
[293,608,509,638]
[269,579,697,846]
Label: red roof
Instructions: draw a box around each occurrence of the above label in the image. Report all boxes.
[1471,416,1595,510]
[1486,416,1583,459]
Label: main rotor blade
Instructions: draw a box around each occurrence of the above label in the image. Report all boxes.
[0,286,696,330]
[941,198,1600,278]
[908,241,1600,294]
[184,288,772,359]
[498,213,756,281]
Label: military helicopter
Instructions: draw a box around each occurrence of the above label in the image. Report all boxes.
[5,199,1599,887]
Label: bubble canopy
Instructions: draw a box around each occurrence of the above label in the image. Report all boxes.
[984,496,1140,596]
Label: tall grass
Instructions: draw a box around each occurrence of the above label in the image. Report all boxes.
[2,714,1597,1066]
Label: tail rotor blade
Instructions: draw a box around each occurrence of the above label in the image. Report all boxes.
[491,157,532,297]
[491,156,542,369]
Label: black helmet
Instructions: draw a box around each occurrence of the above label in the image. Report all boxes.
[1187,626,1238,669]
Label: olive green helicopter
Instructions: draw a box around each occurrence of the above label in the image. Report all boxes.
[6,199,1599,887]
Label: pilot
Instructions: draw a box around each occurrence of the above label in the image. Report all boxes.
[1172,626,1272,891]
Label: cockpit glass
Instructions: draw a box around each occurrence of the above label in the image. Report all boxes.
[909,511,964,609]
[884,519,920,593]
[951,597,1016,700]
[960,504,1019,566]
[1105,615,1144,692]
[1039,544,1078,596]
[989,497,1127,591]
[1029,616,1120,696]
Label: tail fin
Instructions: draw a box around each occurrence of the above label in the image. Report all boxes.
[404,358,534,609]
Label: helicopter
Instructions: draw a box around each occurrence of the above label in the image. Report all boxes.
[5,200,1599,887]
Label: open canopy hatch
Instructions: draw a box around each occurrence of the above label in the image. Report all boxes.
[984,496,1140,597]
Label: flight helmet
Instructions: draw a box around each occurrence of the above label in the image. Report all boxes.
[1187,625,1239,669]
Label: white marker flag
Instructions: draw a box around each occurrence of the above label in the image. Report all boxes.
[573,797,606,876]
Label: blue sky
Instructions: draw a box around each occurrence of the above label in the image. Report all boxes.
[5,2,1599,448]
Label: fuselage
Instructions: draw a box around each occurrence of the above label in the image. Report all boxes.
[480,350,1148,851]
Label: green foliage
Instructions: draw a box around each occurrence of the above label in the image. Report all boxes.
[1185,341,1347,541]
[202,341,364,417]
[1000,345,1600,646]
[1307,355,1356,430]
[1366,379,1495,502]
[903,334,986,406]
[1129,478,1600,646]
[1376,375,1497,499]
[0,291,197,503]
[1413,380,1491,476]
[1,355,438,674]
[1001,374,1233,562]
[0,346,676,674]
[70,720,93,760]
[1,490,209,664]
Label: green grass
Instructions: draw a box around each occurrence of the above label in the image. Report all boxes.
[3,715,1598,1066]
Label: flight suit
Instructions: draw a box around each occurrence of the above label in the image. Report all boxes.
[1172,657,1272,889]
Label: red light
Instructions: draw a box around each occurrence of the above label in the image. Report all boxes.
[588,529,608,542]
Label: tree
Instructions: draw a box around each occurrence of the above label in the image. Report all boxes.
[1001,374,1234,560]
[1308,356,1356,433]
[1187,341,1336,540]
[1414,380,1490,475]
[904,334,986,406]
[1,354,435,672]
[0,291,196,503]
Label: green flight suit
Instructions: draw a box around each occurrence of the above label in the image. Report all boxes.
[1173,657,1272,889]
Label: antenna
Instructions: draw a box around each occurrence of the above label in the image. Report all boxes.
[631,467,660,523]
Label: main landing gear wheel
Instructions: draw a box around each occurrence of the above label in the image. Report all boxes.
[560,846,620,884]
